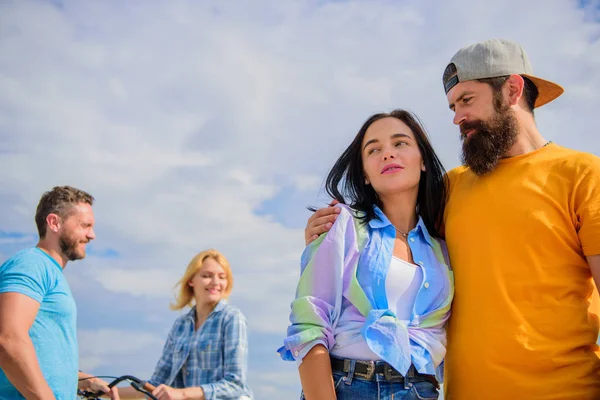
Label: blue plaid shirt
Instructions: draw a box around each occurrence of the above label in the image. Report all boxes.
[148,301,253,399]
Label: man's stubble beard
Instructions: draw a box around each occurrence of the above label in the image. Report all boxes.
[59,232,86,261]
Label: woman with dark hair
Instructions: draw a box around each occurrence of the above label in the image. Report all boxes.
[278,109,454,400]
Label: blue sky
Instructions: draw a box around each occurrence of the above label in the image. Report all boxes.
[1,0,599,398]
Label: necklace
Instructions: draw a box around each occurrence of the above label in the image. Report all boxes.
[502,141,553,159]
[394,226,409,238]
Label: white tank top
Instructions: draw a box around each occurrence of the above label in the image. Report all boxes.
[385,256,423,320]
[330,256,423,360]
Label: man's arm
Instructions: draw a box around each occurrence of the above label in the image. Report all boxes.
[77,371,120,399]
[0,292,55,400]
[588,255,600,293]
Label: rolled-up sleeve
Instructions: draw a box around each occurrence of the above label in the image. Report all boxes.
[278,206,358,363]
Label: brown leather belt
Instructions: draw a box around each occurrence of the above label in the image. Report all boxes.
[330,356,439,388]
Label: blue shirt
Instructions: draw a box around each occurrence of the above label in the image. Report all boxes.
[149,301,253,400]
[0,248,78,399]
[278,205,454,380]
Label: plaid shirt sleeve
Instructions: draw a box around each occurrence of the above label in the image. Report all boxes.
[148,320,179,386]
[200,308,250,400]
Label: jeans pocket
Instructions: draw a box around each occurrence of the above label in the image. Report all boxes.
[410,381,439,400]
[334,374,346,392]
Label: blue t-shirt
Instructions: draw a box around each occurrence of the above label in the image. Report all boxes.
[0,248,78,399]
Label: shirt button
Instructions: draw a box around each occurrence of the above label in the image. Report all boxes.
[424,282,430,288]
[294,351,299,357]
[410,238,415,242]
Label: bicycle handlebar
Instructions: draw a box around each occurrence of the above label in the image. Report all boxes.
[78,375,157,399]
[107,374,156,391]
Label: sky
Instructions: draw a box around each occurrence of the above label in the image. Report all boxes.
[1,0,599,398]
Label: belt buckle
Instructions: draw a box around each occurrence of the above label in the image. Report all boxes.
[354,360,375,380]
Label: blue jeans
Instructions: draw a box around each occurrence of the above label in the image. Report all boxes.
[300,371,439,400]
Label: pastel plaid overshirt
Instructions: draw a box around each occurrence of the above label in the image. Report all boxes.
[148,301,253,399]
[278,204,454,381]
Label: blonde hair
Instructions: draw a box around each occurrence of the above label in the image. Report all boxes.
[170,249,234,311]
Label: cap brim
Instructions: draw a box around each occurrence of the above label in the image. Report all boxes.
[522,74,564,108]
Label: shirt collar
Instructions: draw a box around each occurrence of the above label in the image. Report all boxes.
[34,247,64,273]
[186,299,228,322]
[368,205,433,246]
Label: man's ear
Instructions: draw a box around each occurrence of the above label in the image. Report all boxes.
[46,213,61,234]
[506,74,525,107]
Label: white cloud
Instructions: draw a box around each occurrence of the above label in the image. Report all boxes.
[2,0,599,398]
[79,329,164,356]
[77,328,165,373]
[292,173,322,191]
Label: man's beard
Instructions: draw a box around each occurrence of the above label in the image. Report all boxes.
[59,232,86,261]
[460,102,518,176]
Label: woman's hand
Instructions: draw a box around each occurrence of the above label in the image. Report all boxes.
[152,384,204,400]
[152,385,184,400]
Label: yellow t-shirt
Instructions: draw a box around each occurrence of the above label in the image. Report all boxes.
[443,143,600,400]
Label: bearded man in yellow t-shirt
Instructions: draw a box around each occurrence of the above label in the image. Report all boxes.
[440,38,600,400]
[304,39,600,399]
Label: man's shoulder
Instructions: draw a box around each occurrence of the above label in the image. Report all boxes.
[3,247,39,260]
[445,166,472,188]
[545,144,599,162]
[1,247,49,270]
[0,248,61,301]
[544,145,600,174]
[446,165,470,179]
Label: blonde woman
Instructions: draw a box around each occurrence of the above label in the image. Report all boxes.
[120,249,252,400]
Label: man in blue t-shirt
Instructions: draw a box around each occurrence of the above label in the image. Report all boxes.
[0,186,119,399]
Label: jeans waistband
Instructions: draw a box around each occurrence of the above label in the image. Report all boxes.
[330,356,438,387]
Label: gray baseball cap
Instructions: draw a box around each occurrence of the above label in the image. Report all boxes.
[443,39,564,108]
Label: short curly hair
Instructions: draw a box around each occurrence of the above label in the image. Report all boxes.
[35,186,94,238]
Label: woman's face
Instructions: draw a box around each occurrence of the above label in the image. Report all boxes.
[188,257,228,307]
[361,117,425,198]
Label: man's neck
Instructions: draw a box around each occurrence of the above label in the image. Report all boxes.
[504,113,548,158]
[36,241,67,269]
